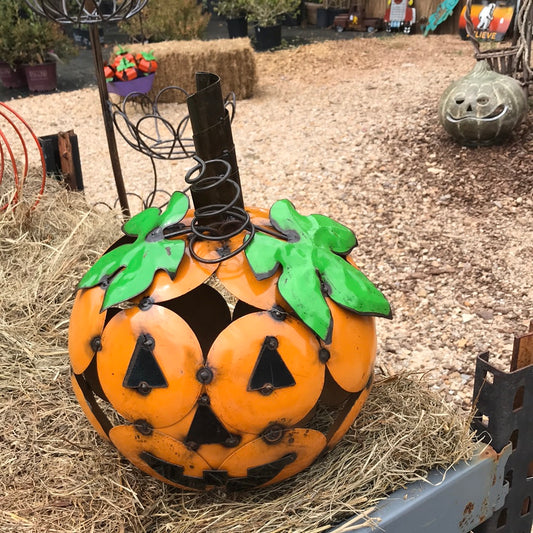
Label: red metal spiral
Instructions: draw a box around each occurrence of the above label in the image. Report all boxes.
[0,103,47,211]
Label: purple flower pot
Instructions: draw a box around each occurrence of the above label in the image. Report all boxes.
[107,73,155,97]
[24,62,58,92]
[0,63,27,89]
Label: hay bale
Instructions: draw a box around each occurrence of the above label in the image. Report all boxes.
[0,183,477,532]
[113,39,257,103]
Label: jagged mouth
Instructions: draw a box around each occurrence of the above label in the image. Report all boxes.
[447,104,507,123]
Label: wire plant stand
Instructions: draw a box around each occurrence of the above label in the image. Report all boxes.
[105,86,236,211]
[24,0,152,217]
[464,0,533,95]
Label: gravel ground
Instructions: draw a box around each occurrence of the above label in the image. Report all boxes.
[6,33,533,410]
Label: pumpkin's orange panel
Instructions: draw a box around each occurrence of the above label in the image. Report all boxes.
[216,248,285,311]
[323,299,376,393]
[326,379,373,450]
[97,305,203,428]
[70,373,110,442]
[110,425,211,490]
[206,312,324,435]
[215,207,286,311]
[68,286,107,375]
[133,239,219,304]
[245,206,271,228]
[219,428,326,486]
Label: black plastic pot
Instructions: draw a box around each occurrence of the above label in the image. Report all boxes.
[316,7,328,28]
[227,16,248,38]
[254,24,282,51]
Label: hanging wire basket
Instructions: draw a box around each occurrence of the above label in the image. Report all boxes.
[24,0,147,24]
[110,87,236,161]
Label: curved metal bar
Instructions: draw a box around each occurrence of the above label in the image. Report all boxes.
[109,85,197,161]
[0,103,47,211]
[24,0,148,24]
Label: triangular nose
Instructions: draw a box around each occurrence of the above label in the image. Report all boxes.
[185,404,233,445]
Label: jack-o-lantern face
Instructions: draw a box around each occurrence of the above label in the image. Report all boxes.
[68,195,390,491]
[439,60,528,146]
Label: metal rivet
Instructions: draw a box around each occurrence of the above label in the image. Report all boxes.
[186,441,199,451]
[138,297,154,311]
[261,424,284,444]
[134,419,153,436]
[142,334,155,349]
[197,393,210,406]
[259,383,275,396]
[224,435,241,448]
[196,367,214,384]
[319,348,331,363]
[137,296,155,311]
[266,336,279,350]
[270,305,287,321]
[90,336,102,352]
[137,381,152,396]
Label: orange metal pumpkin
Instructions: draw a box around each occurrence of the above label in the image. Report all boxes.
[68,192,391,491]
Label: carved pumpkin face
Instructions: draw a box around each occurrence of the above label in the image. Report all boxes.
[68,197,390,491]
[439,60,527,146]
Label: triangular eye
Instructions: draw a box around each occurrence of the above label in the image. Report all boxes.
[123,334,168,394]
[248,336,296,394]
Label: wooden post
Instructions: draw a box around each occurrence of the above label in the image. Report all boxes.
[58,130,83,191]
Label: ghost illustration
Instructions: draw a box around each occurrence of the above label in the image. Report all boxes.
[477,3,496,30]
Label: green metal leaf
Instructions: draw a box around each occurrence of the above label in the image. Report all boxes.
[245,200,391,341]
[79,192,189,309]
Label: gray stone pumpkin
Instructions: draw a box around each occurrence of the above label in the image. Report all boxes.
[439,60,528,147]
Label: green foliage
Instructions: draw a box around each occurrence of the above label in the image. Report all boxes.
[245,200,391,341]
[245,0,301,27]
[79,192,190,310]
[214,0,249,19]
[0,0,77,67]
[119,0,211,42]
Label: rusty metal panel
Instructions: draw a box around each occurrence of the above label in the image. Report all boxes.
[332,443,510,532]
[472,325,533,533]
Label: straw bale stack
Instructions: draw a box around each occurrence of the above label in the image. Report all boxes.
[113,38,257,103]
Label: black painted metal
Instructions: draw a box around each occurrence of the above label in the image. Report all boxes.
[248,336,296,393]
[472,352,533,533]
[24,0,147,24]
[186,72,244,211]
[89,23,131,217]
[123,334,168,394]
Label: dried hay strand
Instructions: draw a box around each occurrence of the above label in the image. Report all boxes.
[0,182,477,533]
[112,39,258,103]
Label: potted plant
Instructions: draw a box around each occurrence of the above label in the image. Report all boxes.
[214,0,250,38]
[246,0,301,50]
[0,0,28,88]
[0,0,77,92]
[118,0,210,43]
